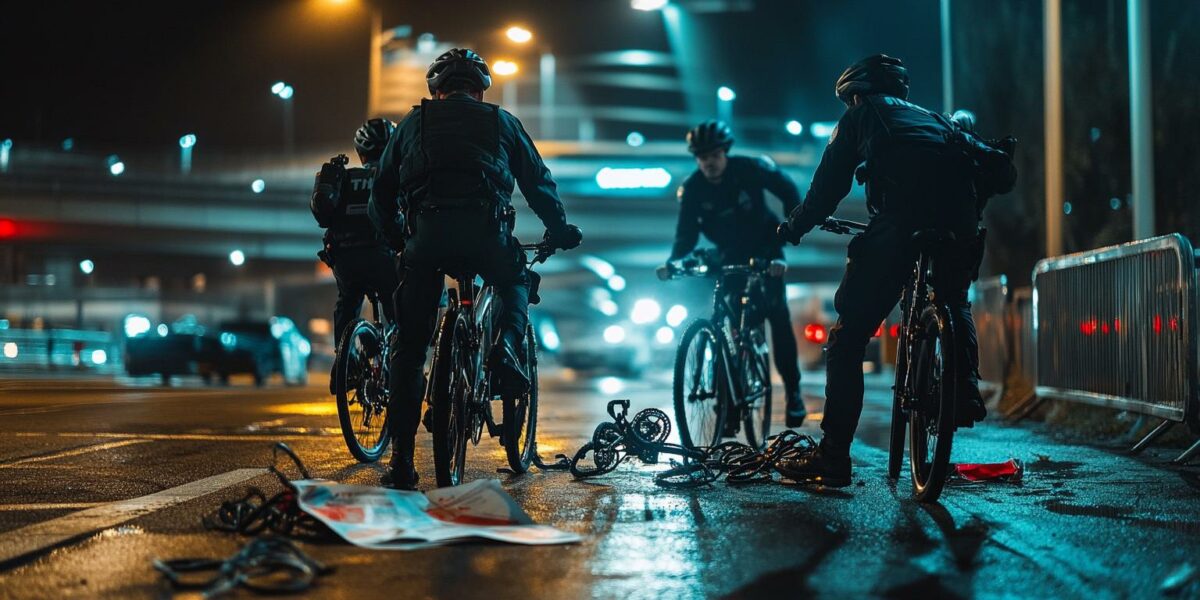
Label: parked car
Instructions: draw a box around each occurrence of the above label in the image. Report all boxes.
[217,317,311,387]
[124,315,223,385]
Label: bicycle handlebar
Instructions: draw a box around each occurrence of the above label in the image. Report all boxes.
[659,253,786,281]
[819,218,868,235]
[518,241,557,265]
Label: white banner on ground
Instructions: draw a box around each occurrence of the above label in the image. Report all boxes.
[292,478,582,550]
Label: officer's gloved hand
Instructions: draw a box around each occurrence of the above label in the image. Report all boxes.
[545,224,583,250]
[655,264,673,281]
[776,222,804,246]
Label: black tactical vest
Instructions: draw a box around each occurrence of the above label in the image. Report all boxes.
[396,98,513,212]
[326,166,379,247]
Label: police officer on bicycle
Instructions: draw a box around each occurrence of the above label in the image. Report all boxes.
[311,119,401,391]
[660,120,808,428]
[775,54,1016,486]
[370,48,583,489]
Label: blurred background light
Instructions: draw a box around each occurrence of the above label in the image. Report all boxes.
[786,120,804,135]
[251,179,266,193]
[229,249,246,266]
[626,131,645,147]
[492,60,519,76]
[631,298,661,324]
[631,0,668,10]
[505,26,532,43]
[810,121,837,138]
[603,324,626,344]
[595,167,671,190]
[666,305,688,327]
[79,259,94,275]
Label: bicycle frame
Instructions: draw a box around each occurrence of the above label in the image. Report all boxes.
[709,268,771,409]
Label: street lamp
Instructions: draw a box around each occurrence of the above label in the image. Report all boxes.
[717,86,735,128]
[493,60,519,76]
[178,133,197,174]
[506,26,532,44]
[229,249,246,267]
[271,82,295,155]
[79,260,95,275]
[632,0,669,10]
[251,179,266,193]
[107,155,125,176]
[786,120,803,136]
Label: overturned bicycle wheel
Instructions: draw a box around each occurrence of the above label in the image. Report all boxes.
[569,422,625,478]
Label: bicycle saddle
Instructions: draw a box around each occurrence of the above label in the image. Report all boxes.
[910,229,957,251]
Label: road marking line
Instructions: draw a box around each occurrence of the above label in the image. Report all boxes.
[9,431,336,442]
[0,468,266,569]
[0,503,103,512]
[0,439,152,468]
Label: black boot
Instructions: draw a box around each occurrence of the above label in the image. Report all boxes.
[774,442,852,488]
[381,447,419,490]
[956,378,988,428]
[784,386,807,428]
[489,332,529,399]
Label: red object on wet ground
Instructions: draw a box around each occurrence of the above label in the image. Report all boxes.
[953,459,1023,482]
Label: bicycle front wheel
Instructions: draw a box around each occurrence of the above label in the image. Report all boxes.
[503,323,539,474]
[431,312,470,487]
[739,337,772,449]
[907,303,957,502]
[335,319,390,463]
[673,319,726,449]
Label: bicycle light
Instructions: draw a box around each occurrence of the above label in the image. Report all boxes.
[803,323,827,344]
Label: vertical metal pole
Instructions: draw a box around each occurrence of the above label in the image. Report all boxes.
[1128,0,1156,240]
[367,8,382,118]
[283,99,295,158]
[1044,0,1064,257]
[940,0,954,113]
[539,53,556,140]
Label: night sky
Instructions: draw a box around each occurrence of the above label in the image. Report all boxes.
[1,0,941,151]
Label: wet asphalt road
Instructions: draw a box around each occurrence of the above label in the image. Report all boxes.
[0,370,1198,599]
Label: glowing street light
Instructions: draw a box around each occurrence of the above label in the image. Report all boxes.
[107,155,125,176]
[632,0,669,10]
[178,134,197,149]
[493,60,519,76]
[271,81,286,95]
[506,26,532,44]
[278,85,295,100]
[178,133,197,175]
[626,131,645,147]
[250,179,266,193]
[786,120,804,136]
[229,249,246,267]
[79,259,95,275]
[271,81,295,155]
[717,86,736,102]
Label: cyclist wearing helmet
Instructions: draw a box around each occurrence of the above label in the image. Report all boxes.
[775,54,1016,486]
[370,48,582,489]
[660,119,807,428]
[311,118,401,392]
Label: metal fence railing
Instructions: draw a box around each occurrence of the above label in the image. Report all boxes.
[0,328,122,373]
[970,275,1011,400]
[1010,288,1036,392]
[1032,234,1199,453]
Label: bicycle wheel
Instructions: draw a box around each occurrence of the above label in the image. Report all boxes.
[503,323,539,473]
[431,311,470,487]
[907,303,957,502]
[335,319,390,463]
[673,319,727,449]
[739,332,772,449]
[888,315,909,480]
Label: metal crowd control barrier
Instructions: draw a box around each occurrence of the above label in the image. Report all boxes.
[970,276,1011,402]
[1032,234,1199,459]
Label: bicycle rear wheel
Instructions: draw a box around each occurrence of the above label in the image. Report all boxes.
[335,319,390,463]
[907,303,957,502]
[503,323,539,473]
[739,334,772,449]
[888,323,908,480]
[431,311,470,487]
[673,319,726,449]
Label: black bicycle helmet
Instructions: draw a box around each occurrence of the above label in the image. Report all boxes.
[354,118,394,160]
[426,48,492,94]
[835,54,910,105]
[686,120,734,155]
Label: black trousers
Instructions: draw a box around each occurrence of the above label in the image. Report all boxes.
[819,218,981,458]
[760,277,802,395]
[331,246,400,348]
[388,211,529,458]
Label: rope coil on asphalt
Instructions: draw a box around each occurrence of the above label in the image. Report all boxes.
[154,537,333,597]
[201,443,329,540]
[540,400,818,489]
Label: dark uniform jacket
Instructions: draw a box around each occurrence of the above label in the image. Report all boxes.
[788,93,1013,238]
[369,93,566,248]
[670,155,801,263]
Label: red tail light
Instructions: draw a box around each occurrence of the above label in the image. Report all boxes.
[803,323,827,344]
[0,219,16,239]
[873,323,883,337]
[1153,315,1163,334]
[889,323,900,338]
[1080,320,1098,336]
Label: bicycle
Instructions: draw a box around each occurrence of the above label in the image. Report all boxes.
[333,291,392,463]
[815,217,961,502]
[660,249,787,451]
[428,240,557,487]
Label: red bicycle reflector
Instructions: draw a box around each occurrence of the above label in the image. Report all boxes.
[803,323,827,344]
